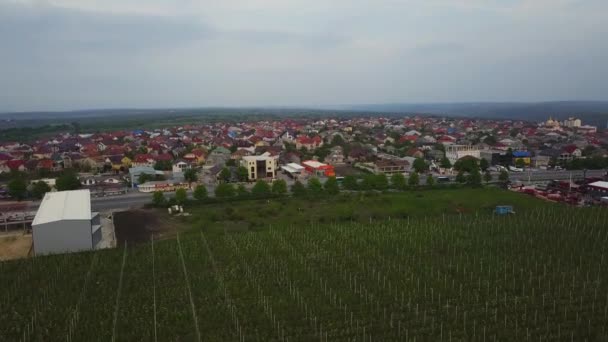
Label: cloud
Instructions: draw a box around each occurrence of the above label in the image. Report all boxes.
[0,0,607,111]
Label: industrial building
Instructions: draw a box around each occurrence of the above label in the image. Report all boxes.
[241,153,278,181]
[32,189,101,255]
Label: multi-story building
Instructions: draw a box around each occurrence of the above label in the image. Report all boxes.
[241,153,278,181]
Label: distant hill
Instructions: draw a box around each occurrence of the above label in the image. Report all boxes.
[2,101,607,129]
[340,101,608,128]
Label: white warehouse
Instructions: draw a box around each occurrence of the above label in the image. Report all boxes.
[32,189,102,255]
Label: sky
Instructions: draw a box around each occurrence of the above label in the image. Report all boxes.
[1,0,607,112]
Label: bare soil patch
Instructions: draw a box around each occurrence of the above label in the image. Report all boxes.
[113,209,180,246]
[0,234,32,261]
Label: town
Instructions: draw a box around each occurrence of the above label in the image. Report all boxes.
[1,114,607,210]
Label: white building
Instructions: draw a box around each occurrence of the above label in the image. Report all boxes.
[32,189,101,255]
[445,145,481,164]
[241,153,278,181]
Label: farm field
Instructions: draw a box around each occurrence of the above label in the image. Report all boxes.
[1,203,607,341]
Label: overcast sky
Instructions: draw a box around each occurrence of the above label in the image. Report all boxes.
[1,0,607,112]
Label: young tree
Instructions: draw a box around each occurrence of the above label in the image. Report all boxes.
[479,158,489,172]
[154,160,172,171]
[307,177,323,195]
[184,168,198,183]
[456,171,467,183]
[31,181,51,199]
[175,188,188,204]
[374,174,389,190]
[56,172,81,191]
[236,184,249,198]
[219,167,231,183]
[343,175,358,190]
[408,172,420,187]
[215,183,235,198]
[252,180,271,197]
[453,157,479,173]
[426,174,435,187]
[193,184,207,201]
[467,169,482,187]
[152,191,166,207]
[291,180,307,197]
[390,173,406,190]
[440,157,452,169]
[498,170,510,182]
[8,178,27,201]
[484,171,493,184]
[324,177,340,195]
[271,179,288,195]
[412,158,428,173]
[359,174,375,191]
[236,166,249,182]
[138,173,152,185]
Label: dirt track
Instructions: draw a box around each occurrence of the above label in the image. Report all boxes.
[113,209,178,246]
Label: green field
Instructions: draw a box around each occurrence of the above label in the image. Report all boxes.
[1,189,607,341]
[185,188,552,233]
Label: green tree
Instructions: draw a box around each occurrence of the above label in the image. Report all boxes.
[479,158,489,172]
[484,171,493,184]
[154,160,172,171]
[31,181,51,199]
[456,171,467,183]
[307,177,323,195]
[324,177,340,195]
[56,172,81,191]
[359,174,375,191]
[251,180,271,197]
[426,174,435,187]
[440,157,452,169]
[271,179,288,195]
[453,157,479,173]
[412,158,428,173]
[390,173,406,190]
[236,184,249,198]
[515,158,525,169]
[408,172,420,187]
[193,184,207,201]
[498,170,510,182]
[184,168,198,183]
[175,188,187,204]
[467,169,482,187]
[331,134,345,146]
[8,178,27,200]
[138,173,152,185]
[291,180,307,197]
[152,191,166,207]
[343,175,358,190]
[215,183,235,198]
[236,166,249,182]
[374,174,389,190]
[219,167,231,183]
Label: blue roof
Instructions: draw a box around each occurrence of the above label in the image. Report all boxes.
[513,151,531,157]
